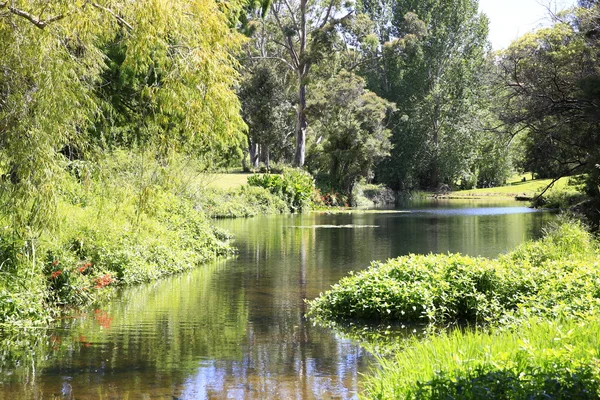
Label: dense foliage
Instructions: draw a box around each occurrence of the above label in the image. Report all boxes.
[248,168,316,212]
[0,0,250,326]
[498,4,600,197]
[307,220,599,326]
[306,71,395,196]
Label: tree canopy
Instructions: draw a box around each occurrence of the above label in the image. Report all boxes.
[0,0,247,238]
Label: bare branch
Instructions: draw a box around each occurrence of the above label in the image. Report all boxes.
[249,56,295,72]
[0,2,66,29]
[0,2,132,31]
[271,4,300,69]
[317,0,335,29]
[533,161,586,202]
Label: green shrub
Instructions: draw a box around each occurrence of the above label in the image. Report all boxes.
[248,168,316,212]
[307,220,600,327]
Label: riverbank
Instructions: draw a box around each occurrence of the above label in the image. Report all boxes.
[307,219,600,398]
[0,152,314,328]
[433,175,583,204]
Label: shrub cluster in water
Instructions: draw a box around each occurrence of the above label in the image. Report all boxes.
[307,220,599,326]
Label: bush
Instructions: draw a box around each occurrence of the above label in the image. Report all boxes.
[248,168,316,212]
[307,220,600,326]
[197,185,288,218]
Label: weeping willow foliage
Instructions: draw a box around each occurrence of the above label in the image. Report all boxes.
[0,1,246,242]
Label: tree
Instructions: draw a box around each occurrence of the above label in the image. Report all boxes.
[238,63,294,169]
[263,0,353,167]
[357,0,490,190]
[498,8,600,196]
[0,0,246,241]
[305,70,395,195]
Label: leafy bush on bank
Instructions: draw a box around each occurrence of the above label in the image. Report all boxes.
[0,151,250,326]
[307,220,600,326]
[198,185,288,218]
[247,168,316,212]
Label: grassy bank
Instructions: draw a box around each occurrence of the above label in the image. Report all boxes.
[0,152,314,328]
[439,175,582,203]
[363,316,600,399]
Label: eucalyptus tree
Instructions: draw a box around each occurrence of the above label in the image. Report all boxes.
[263,0,353,167]
[0,1,246,244]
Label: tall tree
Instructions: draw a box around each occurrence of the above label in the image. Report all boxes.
[265,0,353,167]
[238,63,294,169]
[357,0,490,190]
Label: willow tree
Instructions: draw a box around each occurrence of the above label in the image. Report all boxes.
[0,1,246,248]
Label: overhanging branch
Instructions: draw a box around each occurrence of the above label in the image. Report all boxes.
[0,2,65,29]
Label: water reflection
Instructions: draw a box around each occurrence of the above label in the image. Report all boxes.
[0,203,555,399]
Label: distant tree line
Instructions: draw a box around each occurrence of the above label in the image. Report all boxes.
[238,0,600,199]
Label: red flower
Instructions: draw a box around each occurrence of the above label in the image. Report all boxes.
[76,262,92,273]
[51,260,59,266]
[50,270,62,279]
[94,274,113,289]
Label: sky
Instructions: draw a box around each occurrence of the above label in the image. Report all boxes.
[478,0,579,49]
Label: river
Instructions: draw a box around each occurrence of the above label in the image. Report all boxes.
[0,200,555,399]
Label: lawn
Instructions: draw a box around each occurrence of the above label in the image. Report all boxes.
[447,175,581,199]
[203,171,252,190]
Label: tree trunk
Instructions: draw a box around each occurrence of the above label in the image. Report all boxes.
[294,79,307,167]
[293,0,308,168]
[260,143,270,169]
[249,142,259,169]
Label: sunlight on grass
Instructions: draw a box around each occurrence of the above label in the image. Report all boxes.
[204,173,252,190]
[451,176,581,199]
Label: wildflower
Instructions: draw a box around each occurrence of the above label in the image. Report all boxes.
[50,270,62,279]
[94,274,113,289]
[51,260,59,266]
[77,262,92,273]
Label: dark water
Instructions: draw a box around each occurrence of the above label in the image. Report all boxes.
[0,201,555,399]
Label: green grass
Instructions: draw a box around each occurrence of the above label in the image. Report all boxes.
[204,172,252,190]
[446,176,581,199]
[363,316,600,399]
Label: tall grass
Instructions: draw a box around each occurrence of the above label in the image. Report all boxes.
[364,316,600,399]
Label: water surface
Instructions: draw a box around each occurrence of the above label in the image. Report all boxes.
[0,201,555,399]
